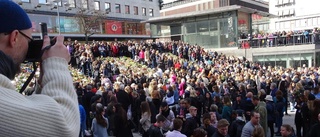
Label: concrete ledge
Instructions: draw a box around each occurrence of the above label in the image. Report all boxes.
[207,44,319,61]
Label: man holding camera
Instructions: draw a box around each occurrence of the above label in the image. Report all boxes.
[0,0,79,136]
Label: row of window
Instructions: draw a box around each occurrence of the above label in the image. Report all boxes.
[275,0,294,7]
[275,17,320,30]
[219,0,229,7]
[103,2,154,16]
[21,0,154,16]
[277,9,295,18]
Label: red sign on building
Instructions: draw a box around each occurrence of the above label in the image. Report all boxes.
[105,20,122,34]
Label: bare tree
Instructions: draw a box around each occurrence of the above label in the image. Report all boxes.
[74,0,106,43]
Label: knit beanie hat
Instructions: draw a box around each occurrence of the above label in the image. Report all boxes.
[0,0,32,33]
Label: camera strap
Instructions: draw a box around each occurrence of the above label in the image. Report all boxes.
[19,44,54,94]
[19,62,36,94]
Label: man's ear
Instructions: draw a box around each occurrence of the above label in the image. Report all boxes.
[8,30,19,48]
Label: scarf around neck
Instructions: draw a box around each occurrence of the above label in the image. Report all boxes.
[0,50,18,80]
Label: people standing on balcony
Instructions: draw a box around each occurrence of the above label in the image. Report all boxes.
[268,33,274,47]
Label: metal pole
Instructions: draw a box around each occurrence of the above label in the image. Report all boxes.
[57,2,61,35]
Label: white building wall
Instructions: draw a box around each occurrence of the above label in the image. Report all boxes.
[269,0,320,32]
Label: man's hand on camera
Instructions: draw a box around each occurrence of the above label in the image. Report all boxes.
[41,35,70,62]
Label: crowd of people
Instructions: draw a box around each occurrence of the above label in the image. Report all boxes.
[56,38,320,137]
[239,28,318,48]
[3,1,320,137]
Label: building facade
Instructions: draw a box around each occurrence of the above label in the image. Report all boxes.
[269,0,320,31]
[145,0,272,48]
[14,0,160,40]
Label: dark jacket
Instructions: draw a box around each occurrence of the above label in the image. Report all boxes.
[266,101,276,122]
[114,114,133,137]
[212,131,230,137]
[148,124,163,137]
[202,125,216,137]
[308,122,320,137]
[242,99,255,121]
[232,100,243,110]
[182,116,198,137]
[115,90,131,111]
[229,118,245,137]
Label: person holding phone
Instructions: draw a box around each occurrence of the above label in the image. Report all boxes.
[0,0,79,136]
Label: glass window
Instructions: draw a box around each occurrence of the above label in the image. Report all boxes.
[209,20,218,31]
[81,0,87,9]
[301,53,314,68]
[316,52,320,67]
[125,5,130,14]
[295,20,300,27]
[21,0,30,2]
[115,4,121,13]
[301,19,306,27]
[308,18,312,26]
[280,22,285,29]
[184,22,196,34]
[170,26,181,35]
[253,55,265,66]
[134,6,138,15]
[197,20,209,33]
[142,7,146,16]
[264,55,276,67]
[290,21,295,28]
[284,21,290,29]
[219,0,228,7]
[318,17,320,25]
[53,1,62,6]
[105,3,111,12]
[68,0,75,7]
[275,22,280,29]
[149,8,154,17]
[288,54,301,68]
[184,34,198,45]
[275,54,287,68]
[313,18,318,26]
[94,1,100,11]
[39,0,46,4]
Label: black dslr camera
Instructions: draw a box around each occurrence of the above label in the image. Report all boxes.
[24,22,55,62]
[19,22,55,94]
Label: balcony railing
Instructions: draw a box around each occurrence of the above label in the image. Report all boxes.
[238,34,316,49]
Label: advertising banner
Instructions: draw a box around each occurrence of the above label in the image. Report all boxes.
[105,20,122,34]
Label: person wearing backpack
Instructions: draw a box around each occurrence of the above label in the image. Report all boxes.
[229,110,246,137]
[265,95,276,137]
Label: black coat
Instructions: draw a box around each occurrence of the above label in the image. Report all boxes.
[148,124,163,137]
[308,122,320,137]
[114,115,133,137]
[115,90,131,111]
[182,116,198,137]
[202,125,216,137]
[229,119,245,137]
[212,131,230,137]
